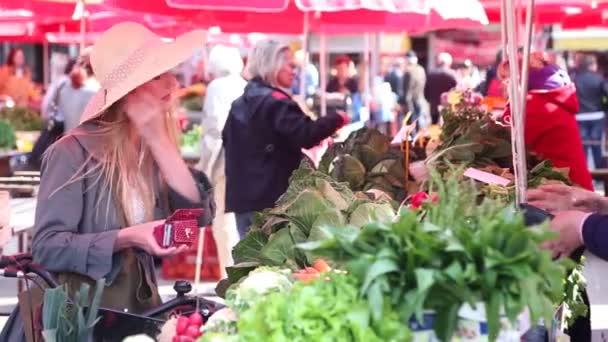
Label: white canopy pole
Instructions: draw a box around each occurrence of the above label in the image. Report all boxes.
[319,29,327,117]
[504,0,529,205]
[299,11,310,98]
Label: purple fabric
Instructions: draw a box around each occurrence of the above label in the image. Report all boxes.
[527,64,571,90]
[582,213,608,261]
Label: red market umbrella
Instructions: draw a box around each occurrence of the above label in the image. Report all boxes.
[481,0,593,24]
[166,0,288,11]
[109,0,487,34]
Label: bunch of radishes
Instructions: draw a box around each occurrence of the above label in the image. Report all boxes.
[172,312,203,341]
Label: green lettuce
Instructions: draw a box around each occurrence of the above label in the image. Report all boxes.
[237,272,411,342]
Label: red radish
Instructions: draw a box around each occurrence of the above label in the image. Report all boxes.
[188,312,203,327]
[176,316,189,335]
[173,336,194,342]
[304,267,319,274]
[185,325,202,338]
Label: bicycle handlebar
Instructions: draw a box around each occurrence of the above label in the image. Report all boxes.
[0,253,33,268]
[0,253,60,288]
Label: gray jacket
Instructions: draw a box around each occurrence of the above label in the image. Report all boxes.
[31,122,215,285]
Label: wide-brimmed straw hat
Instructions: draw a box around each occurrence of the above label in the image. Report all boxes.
[80,22,204,123]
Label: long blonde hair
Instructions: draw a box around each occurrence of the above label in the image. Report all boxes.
[49,96,180,227]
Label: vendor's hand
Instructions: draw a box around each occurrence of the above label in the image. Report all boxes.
[124,89,171,144]
[527,184,606,213]
[541,210,589,259]
[116,220,189,257]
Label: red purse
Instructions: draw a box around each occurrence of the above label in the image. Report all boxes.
[153,209,204,248]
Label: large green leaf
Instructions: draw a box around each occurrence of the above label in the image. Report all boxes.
[232,231,268,264]
[314,178,350,210]
[284,190,332,234]
[308,209,347,242]
[259,228,296,265]
[226,262,261,284]
[348,202,395,227]
[361,258,399,294]
[331,154,367,189]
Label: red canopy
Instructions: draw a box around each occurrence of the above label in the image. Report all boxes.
[166,0,288,11]
[2,0,488,35]
[481,0,593,24]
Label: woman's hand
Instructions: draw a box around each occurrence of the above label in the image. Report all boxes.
[527,184,606,213]
[115,220,189,257]
[123,89,170,144]
[542,210,590,259]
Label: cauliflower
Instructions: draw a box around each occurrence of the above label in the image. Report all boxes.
[225,267,292,313]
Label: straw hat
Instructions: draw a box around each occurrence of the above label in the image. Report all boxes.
[80,22,205,123]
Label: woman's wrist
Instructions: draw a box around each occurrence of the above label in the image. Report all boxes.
[114,228,135,252]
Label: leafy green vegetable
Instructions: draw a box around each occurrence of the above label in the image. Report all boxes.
[0,107,43,131]
[227,160,396,286]
[319,128,420,202]
[225,267,293,313]
[41,278,105,342]
[301,170,568,341]
[0,120,16,150]
[236,272,411,342]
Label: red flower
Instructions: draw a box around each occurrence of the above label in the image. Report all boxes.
[409,192,439,210]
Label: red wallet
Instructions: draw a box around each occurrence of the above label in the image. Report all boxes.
[153,209,204,248]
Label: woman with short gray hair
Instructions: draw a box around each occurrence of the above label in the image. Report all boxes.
[223,39,349,238]
[197,45,246,273]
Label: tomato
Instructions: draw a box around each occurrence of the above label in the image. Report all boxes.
[176,316,190,335]
[185,325,202,338]
[188,312,203,327]
[312,259,331,273]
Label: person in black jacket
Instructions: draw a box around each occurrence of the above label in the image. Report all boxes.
[425,52,457,125]
[574,54,608,169]
[223,39,348,238]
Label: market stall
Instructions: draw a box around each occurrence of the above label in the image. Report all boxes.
[1,0,605,341]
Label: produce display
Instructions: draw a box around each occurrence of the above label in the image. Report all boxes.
[424,89,571,199]
[0,106,43,131]
[318,128,422,202]
[195,173,571,342]
[222,161,396,289]
[180,124,203,156]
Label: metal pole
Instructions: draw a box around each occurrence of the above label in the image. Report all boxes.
[319,30,327,117]
[500,0,507,62]
[505,0,528,205]
[79,0,86,52]
[513,0,535,203]
[42,41,49,87]
[299,11,310,98]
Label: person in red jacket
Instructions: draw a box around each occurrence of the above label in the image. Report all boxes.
[499,52,594,191]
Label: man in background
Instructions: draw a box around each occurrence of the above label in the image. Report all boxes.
[291,49,319,98]
[425,52,457,125]
[403,51,427,127]
[574,54,608,169]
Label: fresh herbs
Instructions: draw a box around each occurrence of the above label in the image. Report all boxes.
[300,171,568,341]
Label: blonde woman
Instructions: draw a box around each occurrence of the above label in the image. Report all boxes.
[30,23,215,313]
[197,45,246,275]
[223,40,349,237]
